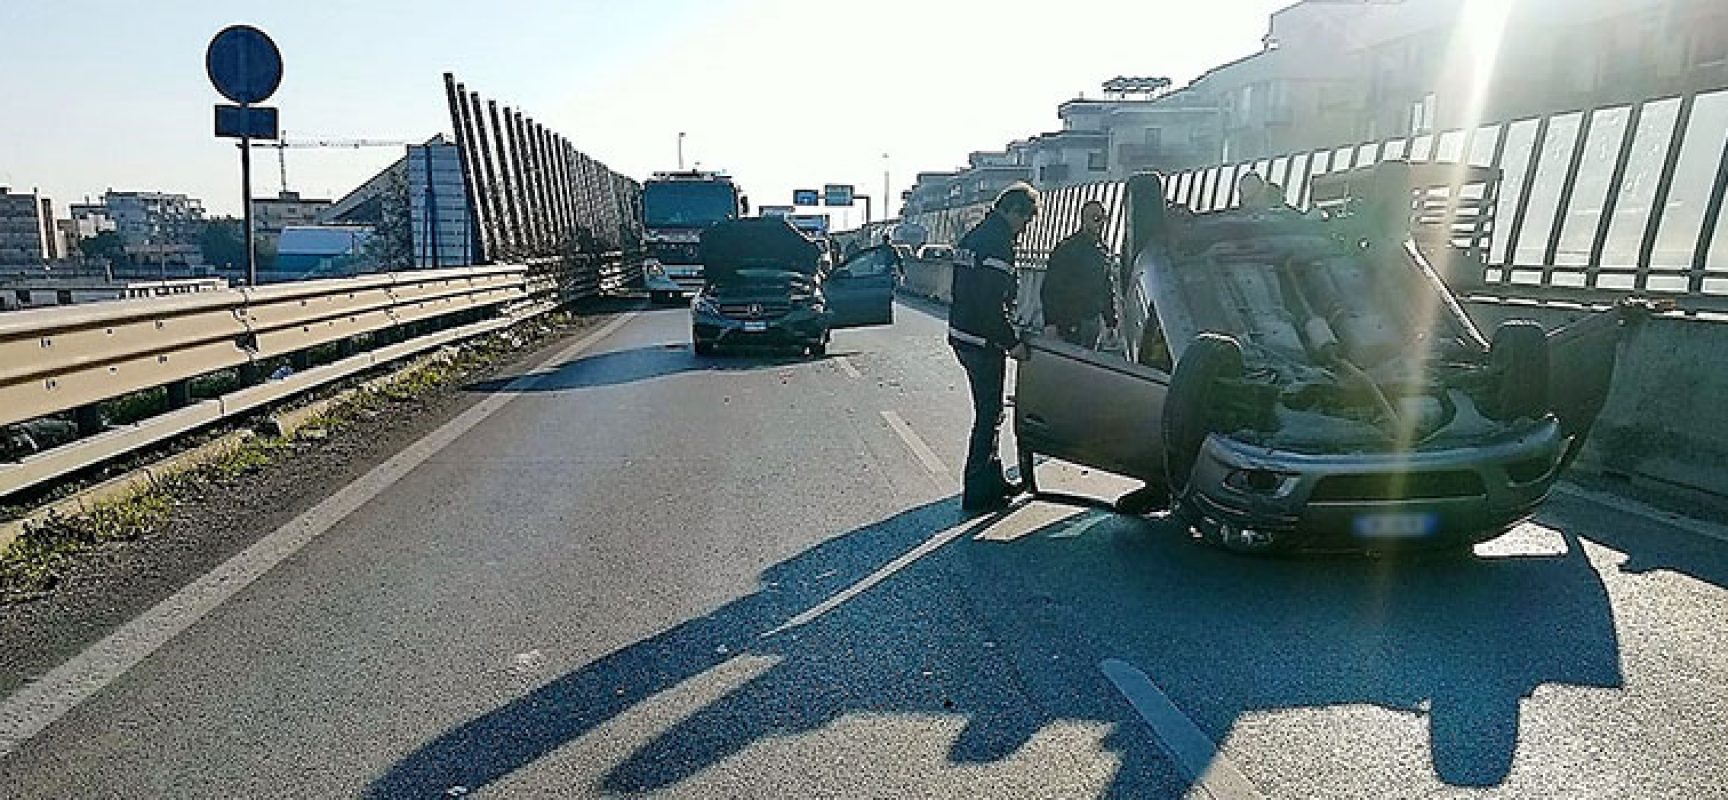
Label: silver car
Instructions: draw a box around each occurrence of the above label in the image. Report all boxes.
[1014,170,1648,554]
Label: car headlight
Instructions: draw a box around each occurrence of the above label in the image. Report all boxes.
[691,295,720,316]
[1223,469,1300,498]
[644,260,666,277]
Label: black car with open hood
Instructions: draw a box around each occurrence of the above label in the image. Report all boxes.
[691,217,898,356]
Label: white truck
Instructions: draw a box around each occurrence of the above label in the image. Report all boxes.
[640,171,745,303]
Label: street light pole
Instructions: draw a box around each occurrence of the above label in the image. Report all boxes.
[882,153,890,222]
[677,132,686,171]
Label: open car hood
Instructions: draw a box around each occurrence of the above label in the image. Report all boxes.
[699,217,822,286]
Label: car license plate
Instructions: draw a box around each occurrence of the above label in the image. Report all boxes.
[1353,512,1438,538]
[743,321,767,333]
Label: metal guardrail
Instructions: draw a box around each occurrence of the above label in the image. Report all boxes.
[0,265,526,431]
[0,262,600,498]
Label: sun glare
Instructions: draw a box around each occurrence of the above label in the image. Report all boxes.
[1457,0,1514,132]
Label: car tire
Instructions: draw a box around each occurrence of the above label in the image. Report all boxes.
[1163,332,1245,494]
[807,341,827,357]
[693,341,716,357]
[1489,320,1548,420]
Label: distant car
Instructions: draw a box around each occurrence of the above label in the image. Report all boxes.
[690,217,898,357]
[1014,170,1649,554]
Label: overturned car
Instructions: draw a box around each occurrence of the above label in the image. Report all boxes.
[1015,167,1652,553]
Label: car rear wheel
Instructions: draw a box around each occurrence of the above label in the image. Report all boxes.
[1163,333,1245,495]
[694,340,717,357]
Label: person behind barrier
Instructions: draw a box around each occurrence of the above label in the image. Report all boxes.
[948,182,1039,512]
[1041,199,1117,348]
[1237,171,1271,209]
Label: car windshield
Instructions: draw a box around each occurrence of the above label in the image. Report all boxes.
[643,182,736,228]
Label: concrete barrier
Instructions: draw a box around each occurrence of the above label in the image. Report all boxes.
[901,258,954,304]
[1466,302,1728,503]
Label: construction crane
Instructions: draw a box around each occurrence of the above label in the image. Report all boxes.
[248,134,415,194]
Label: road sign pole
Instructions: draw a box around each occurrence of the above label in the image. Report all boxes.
[207,25,281,285]
[242,110,256,286]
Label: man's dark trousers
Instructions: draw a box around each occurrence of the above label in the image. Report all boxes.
[952,340,1012,503]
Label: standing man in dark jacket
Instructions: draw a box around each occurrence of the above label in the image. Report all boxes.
[949,183,1039,512]
[1040,200,1116,348]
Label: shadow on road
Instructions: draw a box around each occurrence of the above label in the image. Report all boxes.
[465,344,839,394]
[367,498,1623,796]
[1535,494,1728,593]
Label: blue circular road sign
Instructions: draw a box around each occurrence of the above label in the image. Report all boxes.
[206,25,283,105]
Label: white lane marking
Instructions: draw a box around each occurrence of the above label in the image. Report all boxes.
[1555,481,1728,544]
[835,355,863,380]
[1100,659,1265,800]
[762,515,990,638]
[0,313,638,758]
[880,410,951,484]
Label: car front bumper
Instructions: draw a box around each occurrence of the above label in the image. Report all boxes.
[692,306,829,347]
[1179,420,1567,553]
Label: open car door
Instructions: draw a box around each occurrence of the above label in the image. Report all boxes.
[825,245,898,328]
[1014,336,1170,491]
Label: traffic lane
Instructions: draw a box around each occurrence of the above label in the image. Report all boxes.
[935,482,1725,793]
[373,499,1179,799]
[364,308,1181,797]
[0,308,1177,797]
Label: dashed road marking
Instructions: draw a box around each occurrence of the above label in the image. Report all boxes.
[880,410,951,485]
[0,313,639,759]
[763,514,994,638]
[835,355,863,380]
[1100,659,1265,800]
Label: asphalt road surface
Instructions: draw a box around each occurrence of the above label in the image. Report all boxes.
[4,300,1727,798]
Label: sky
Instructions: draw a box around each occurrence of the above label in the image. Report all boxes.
[0,0,1294,224]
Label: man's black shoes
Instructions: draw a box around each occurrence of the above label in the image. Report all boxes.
[962,479,1026,514]
[961,494,1013,514]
